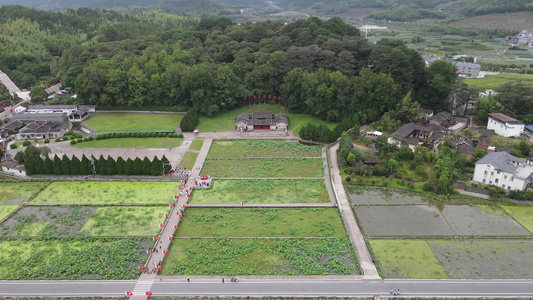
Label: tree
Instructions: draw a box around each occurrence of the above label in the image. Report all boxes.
[475,96,504,125]
[142,157,152,175]
[375,134,390,154]
[53,155,62,175]
[81,154,93,174]
[61,154,71,175]
[116,157,125,175]
[347,153,356,166]
[106,156,116,175]
[151,156,162,176]
[124,158,134,175]
[450,79,478,116]
[418,60,457,112]
[161,155,171,174]
[387,158,398,173]
[29,87,48,103]
[70,155,81,175]
[133,158,143,175]
[14,151,25,163]
[43,156,53,174]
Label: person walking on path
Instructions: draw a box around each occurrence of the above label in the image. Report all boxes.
[187,277,190,282]
[222,278,224,283]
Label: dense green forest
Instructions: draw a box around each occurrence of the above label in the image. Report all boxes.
[0,6,458,124]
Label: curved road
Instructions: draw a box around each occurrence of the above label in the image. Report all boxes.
[1,279,532,298]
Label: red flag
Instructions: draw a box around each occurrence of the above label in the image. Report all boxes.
[156,265,162,269]
[263,94,266,98]
[187,194,191,198]
[146,291,153,295]
[183,204,187,209]
[139,266,146,270]
[125,291,133,296]
[273,96,277,100]
[164,214,169,218]
[168,236,174,241]
[178,214,183,218]
[159,224,165,228]
[279,96,281,100]
[163,250,169,254]
[248,96,251,100]
[147,250,153,254]
[253,95,256,99]
[243,97,246,101]
[174,225,179,229]
[153,237,159,241]
[169,204,174,207]
[269,95,271,99]
[174,195,179,199]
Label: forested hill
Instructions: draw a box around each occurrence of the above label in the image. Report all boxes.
[0,0,155,11]
[0,7,458,125]
[132,0,239,17]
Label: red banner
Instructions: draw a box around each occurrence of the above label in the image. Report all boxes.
[164,214,169,218]
[174,225,179,229]
[139,266,146,270]
[125,291,133,296]
[153,237,159,241]
[147,250,153,254]
[146,291,153,295]
[156,265,162,269]
[163,250,169,254]
[168,236,174,241]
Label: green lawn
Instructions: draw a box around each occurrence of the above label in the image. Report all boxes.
[368,239,449,279]
[87,113,182,132]
[161,237,359,275]
[202,158,323,178]
[197,104,337,137]
[31,181,182,205]
[0,238,149,280]
[465,73,533,91]
[80,207,170,236]
[178,208,344,237]
[188,139,204,151]
[71,137,183,148]
[179,152,198,170]
[207,140,321,158]
[501,205,533,234]
[0,205,18,221]
[0,182,46,204]
[190,179,329,204]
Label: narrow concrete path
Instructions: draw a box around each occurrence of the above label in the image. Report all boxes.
[130,139,213,299]
[187,203,335,208]
[328,143,380,279]
[322,145,336,205]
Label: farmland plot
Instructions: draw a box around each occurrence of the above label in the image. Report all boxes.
[207,140,321,158]
[0,182,46,204]
[202,158,323,178]
[190,179,329,204]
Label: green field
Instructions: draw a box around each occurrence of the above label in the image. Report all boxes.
[179,152,198,170]
[178,208,344,237]
[207,140,321,158]
[368,240,449,279]
[202,158,323,178]
[465,74,533,91]
[87,113,182,132]
[161,237,358,275]
[80,207,169,236]
[0,205,18,221]
[188,139,204,151]
[71,137,183,148]
[0,182,46,204]
[502,205,533,234]
[31,181,181,205]
[0,238,149,279]
[196,104,337,137]
[190,179,329,204]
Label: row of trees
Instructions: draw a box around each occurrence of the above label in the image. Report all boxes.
[0,7,460,121]
[21,146,172,176]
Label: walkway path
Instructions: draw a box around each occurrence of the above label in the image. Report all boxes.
[328,143,379,279]
[322,145,336,205]
[130,138,213,299]
[187,203,334,208]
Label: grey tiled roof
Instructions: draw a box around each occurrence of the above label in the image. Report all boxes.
[475,152,525,174]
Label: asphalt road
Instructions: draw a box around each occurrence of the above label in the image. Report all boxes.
[1,279,532,298]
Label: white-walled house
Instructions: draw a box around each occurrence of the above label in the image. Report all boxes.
[472,152,533,191]
[487,113,524,138]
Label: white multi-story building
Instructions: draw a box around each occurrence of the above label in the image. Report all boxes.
[472,152,533,191]
[487,113,524,138]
